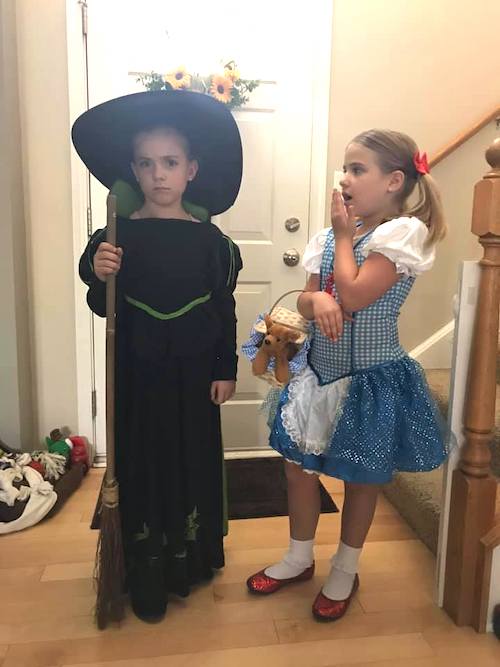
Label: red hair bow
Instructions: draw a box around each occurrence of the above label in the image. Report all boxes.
[413,151,429,176]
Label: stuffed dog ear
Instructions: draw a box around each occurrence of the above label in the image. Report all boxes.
[264,314,274,332]
[287,330,301,342]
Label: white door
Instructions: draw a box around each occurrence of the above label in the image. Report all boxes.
[84,0,332,458]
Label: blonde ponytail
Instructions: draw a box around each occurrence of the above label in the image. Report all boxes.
[406,173,447,245]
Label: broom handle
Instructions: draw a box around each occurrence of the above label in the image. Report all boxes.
[105,194,117,483]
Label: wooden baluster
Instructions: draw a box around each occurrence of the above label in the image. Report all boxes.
[444,138,500,629]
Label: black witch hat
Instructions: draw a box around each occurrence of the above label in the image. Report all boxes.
[71,90,242,216]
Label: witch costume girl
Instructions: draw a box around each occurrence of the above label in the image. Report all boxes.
[74,90,242,622]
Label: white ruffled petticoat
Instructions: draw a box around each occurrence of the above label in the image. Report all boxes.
[281,367,351,455]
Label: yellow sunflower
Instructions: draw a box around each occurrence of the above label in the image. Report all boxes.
[164,67,191,90]
[210,74,233,104]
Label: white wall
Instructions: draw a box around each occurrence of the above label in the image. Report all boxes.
[15,0,79,441]
[329,0,500,164]
[0,0,34,449]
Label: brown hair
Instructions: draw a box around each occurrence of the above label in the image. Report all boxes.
[132,126,196,162]
[351,129,446,244]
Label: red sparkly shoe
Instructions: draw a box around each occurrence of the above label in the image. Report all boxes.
[246,562,315,595]
[312,574,359,622]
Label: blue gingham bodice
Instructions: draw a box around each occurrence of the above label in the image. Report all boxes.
[308,228,415,385]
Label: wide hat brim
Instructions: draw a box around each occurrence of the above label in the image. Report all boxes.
[71,90,242,216]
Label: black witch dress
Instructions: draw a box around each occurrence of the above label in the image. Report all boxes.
[79,217,242,604]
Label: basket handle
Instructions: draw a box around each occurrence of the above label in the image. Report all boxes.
[269,289,305,317]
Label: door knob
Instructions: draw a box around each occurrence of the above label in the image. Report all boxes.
[283,249,300,267]
[285,217,300,233]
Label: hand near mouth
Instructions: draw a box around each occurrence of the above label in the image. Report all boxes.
[331,189,356,238]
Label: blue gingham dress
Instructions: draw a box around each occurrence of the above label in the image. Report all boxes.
[270,222,447,484]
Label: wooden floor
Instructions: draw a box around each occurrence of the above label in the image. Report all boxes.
[1,469,499,667]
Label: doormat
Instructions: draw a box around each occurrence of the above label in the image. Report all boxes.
[226,456,338,520]
[91,457,339,529]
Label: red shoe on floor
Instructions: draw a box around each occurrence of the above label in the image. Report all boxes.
[246,563,315,595]
[312,574,359,622]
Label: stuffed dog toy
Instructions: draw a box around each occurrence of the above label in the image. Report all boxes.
[252,314,301,384]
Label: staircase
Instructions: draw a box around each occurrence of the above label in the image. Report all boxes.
[383,367,500,555]
[383,112,500,567]
[384,133,500,631]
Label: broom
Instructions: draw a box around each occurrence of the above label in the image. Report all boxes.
[94,193,126,629]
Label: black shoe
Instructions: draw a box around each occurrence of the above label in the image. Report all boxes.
[129,540,167,623]
[165,547,190,598]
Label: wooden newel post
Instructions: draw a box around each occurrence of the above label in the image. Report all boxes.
[444,138,500,629]
[462,139,500,479]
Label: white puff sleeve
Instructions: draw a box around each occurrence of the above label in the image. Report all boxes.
[302,228,329,274]
[361,217,435,277]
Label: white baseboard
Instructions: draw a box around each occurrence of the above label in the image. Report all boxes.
[92,455,107,468]
[93,450,280,467]
[409,320,455,369]
[224,449,280,460]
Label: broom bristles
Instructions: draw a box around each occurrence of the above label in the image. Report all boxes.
[94,480,126,629]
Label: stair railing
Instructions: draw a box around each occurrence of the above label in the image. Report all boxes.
[443,137,500,630]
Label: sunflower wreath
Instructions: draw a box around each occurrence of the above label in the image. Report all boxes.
[138,61,259,110]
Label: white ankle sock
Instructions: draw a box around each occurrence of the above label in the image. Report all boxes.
[265,538,314,580]
[322,541,362,600]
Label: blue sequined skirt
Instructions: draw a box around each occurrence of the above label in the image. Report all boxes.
[270,356,448,484]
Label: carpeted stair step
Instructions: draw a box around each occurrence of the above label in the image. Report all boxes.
[383,364,500,555]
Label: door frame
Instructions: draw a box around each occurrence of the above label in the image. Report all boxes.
[67,0,334,462]
[67,0,98,460]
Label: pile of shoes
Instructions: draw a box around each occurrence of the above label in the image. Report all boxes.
[0,427,91,534]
